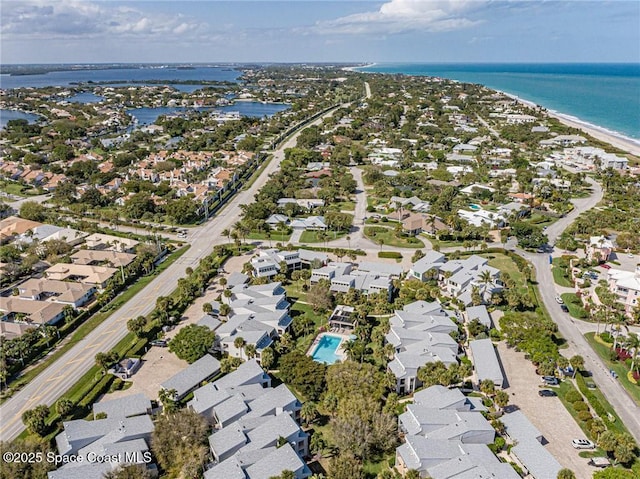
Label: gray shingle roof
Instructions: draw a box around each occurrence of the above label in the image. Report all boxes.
[244,443,308,479]
[93,393,151,419]
[469,339,504,387]
[161,354,221,399]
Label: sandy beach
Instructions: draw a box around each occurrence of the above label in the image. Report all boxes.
[501,91,640,157]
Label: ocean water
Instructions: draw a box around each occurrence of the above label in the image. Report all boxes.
[360,63,640,141]
[0,66,240,89]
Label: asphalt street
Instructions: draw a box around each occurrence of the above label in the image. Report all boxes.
[0,105,345,441]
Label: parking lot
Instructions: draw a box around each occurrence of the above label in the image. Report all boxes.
[498,343,594,478]
[96,253,250,403]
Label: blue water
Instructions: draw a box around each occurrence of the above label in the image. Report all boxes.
[0,109,41,129]
[67,92,104,104]
[128,102,289,125]
[0,66,240,89]
[311,334,342,364]
[360,63,640,140]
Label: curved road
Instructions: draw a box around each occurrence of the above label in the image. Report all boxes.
[0,104,347,442]
[516,178,640,441]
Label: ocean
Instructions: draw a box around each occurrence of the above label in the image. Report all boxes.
[358,63,640,141]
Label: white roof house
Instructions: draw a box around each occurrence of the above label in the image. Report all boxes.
[161,354,221,400]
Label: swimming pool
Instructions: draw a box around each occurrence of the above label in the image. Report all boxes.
[469,204,482,211]
[311,334,343,364]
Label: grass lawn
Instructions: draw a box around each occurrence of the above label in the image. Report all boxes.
[247,231,291,242]
[426,237,466,249]
[0,181,27,197]
[560,293,588,319]
[527,213,557,228]
[584,332,640,405]
[364,226,424,249]
[2,246,190,400]
[329,201,355,211]
[486,253,527,295]
[575,375,630,436]
[299,230,348,243]
[552,257,575,287]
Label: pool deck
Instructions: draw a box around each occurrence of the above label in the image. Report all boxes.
[307,331,352,363]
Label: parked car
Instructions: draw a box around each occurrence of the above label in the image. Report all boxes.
[601,264,611,269]
[538,389,557,397]
[150,339,168,347]
[572,439,595,449]
[560,304,569,313]
[542,376,559,385]
[555,296,564,304]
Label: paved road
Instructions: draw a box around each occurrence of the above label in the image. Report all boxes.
[0,105,346,442]
[516,178,640,442]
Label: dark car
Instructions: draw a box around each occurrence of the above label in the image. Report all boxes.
[150,339,168,347]
[539,389,557,397]
[560,304,569,313]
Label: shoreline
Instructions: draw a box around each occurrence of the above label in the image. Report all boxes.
[500,91,640,156]
[342,63,377,72]
[351,65,640,157]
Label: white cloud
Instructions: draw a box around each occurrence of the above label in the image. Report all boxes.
[308,0,487,35]
[0,0,207,40]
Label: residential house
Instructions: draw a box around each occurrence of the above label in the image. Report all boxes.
[251,249,301,278]
[93,393,152,420]
[607,265,640,316]
[502,411,562,479]
[469,339,505,388]
[16,278,96,308]
[0,216,42,243]
[386,301,459,394]
[289,216,327,231]
[44,263,117,289]
[409,251,446,281]
[465,305,492,329]
[587,235,614,263]
[70,250,136,268]
[83,233,139,253]
[161,354,221,400]
[394,385,518,479]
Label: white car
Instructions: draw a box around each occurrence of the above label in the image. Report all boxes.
[555,296,564,304]
[572,439,595,449]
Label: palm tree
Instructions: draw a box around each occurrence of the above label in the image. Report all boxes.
[569,355,585,378]
[300,402,318,426]
[625,333,640,372]
[494,390,509,412]
[234,336,246,360]
[244,344,256,360]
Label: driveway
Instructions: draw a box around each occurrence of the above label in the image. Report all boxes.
[498,342,594,478]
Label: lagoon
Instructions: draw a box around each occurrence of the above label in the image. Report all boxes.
[128,102,289,125]
[0,109,41,129]
[0,66,241,90]
[67,92,104,104]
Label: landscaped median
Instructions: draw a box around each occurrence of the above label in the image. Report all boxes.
[561,292,589,319]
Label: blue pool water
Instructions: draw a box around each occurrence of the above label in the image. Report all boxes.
[311,335,342,364]
[469,204,481,211]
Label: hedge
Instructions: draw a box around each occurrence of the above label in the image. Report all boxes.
[78,374,115,409]
[378,251,403,259]
[576,374,612,427]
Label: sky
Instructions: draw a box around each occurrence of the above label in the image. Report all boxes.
[1,1,639,64]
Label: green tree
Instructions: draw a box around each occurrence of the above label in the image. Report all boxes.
[329,453,365,479]
[21,405,50,436]
[151,409,208,478]
[0,438,55,478]
[300,401,318,426]
[104,465,152,479]
[158,388,178,414]
[260,347,275,370]
[55,398,74,417]
[480,379,496,396]
[557,469,576,479]
[307,281,333,312]
[569,355,585,378]
[168,325,216,363]
[494,390,509,411]
[593,468,637,479]
[234,336,246,360]
[127,316,147,339]
[279,351,327,401]
[613,433,637,465]
[19,201,47,222]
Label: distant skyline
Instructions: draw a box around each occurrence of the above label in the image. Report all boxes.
[2,1,639,65]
